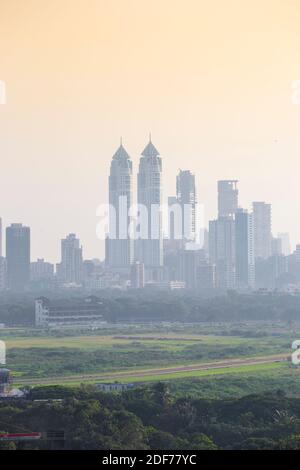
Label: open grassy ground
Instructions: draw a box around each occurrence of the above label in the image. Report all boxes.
[112,362,284,383]
[0,323,294,384]
[14,361,284,387]
[2,333,291,378]
[4,333,263,351]
[168,363,300,399]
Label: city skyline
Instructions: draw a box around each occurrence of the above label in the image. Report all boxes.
[0,136,295,266]
[1,0,300,262]
[0,144,294,293]
[2,2,300,457]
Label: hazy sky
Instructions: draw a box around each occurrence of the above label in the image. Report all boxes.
[1,0,300,262]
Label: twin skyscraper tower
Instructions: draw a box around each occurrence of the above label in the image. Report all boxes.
[105,138,164,282]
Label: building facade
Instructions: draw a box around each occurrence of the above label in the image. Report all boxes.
[6,224,30,291]
[30,259,54,281]
[35,297,105,327]
[176,170,197,242]
[178,249,206,289]
[130,261,145,289]
[57,234,83,285]
[209,217,236,289]
[106,142,133,270]
[0,257,6,291]
[278,232,291,256]
[235,209,255,289]
[136,139,163,281]
[252,202,272,260]
[218,180,238,218]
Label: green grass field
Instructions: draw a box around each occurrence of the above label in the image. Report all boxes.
[3,333,249,350]
[1,323,298,402]
[0,326,291,382]
[14,361,285,387]
[96,362,285,384]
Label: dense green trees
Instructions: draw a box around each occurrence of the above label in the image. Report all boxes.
[3,291,300,326]
[1,385,300,449]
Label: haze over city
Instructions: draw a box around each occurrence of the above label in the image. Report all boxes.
[4,1,300,459]
[1,0,300,262]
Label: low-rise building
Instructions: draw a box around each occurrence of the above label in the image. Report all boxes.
[35,296,105,327]
[96,383,135,392]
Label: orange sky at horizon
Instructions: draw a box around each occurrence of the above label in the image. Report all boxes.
[1,0,300,261]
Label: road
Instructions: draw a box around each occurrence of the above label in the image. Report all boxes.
[15,353,289,386]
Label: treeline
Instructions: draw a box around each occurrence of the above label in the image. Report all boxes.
[1,385,300,449]
[2,291,300,326]
[101,292,300,323]
[0,302,34,326]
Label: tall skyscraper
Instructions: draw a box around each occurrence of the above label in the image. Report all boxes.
[209,217,236,289]
[136,138,163,281]
[6,223,30,291]
[235,209,255,289]
[218,180,238,218]
[176,170,197,242]
[57,233,83,284]
[252,202,272,259]
[278,233,291,256]
[106,142,133,270]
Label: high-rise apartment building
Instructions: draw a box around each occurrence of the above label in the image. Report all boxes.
[278,233,291,256]
[57,234,83,284]
[209,217,236,289]
[176,170,197,241]
[218,180,238,218]
[255,255,288,289]
[106,142,133,270]
[6,224,30,291]
[30,259,54,281]
[235,209,255,289]
[196,262,216,290]
[136,138,163,281]
[178,249,206,289]
[252,202,272,259]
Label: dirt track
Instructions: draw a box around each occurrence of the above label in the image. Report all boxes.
[15,353,289,386]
